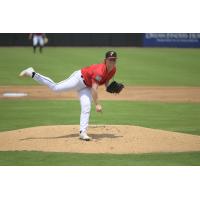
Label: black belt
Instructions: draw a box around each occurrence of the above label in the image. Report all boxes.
[81,75,87,86]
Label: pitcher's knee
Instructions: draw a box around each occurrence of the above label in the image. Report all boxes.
[51,84,61,92]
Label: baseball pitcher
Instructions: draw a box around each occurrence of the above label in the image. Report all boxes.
[19,51,124,141]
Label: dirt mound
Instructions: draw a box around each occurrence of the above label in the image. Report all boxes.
[0,125,200,154]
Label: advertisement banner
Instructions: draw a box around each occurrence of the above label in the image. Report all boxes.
[143,33,200,47]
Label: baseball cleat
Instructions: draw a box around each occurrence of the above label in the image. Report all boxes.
[19,67,35,77]
[80,132,91,141]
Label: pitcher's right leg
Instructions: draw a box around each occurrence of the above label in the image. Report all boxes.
[33,71,84,92]
[19,67,83,92]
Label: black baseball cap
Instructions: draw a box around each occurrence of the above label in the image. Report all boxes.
[105,51,117,59]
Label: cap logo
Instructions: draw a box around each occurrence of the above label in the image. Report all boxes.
[110,52,114,56]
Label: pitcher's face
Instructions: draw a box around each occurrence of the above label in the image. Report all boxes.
[105,58,117,69]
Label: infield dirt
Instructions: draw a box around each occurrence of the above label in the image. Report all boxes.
[1,86,200,102]
[0,125,200,154]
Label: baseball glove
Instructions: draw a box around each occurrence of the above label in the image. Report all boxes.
[106,81,124,94]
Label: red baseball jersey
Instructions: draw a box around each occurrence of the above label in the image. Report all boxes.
[81,63,116,87]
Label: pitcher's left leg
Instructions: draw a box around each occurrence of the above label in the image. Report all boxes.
[78,87,92,141]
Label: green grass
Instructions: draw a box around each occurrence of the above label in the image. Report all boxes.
[0,47,200,86]
[0,151,200,166]
[0,100,200,135]
[1,46,200,166]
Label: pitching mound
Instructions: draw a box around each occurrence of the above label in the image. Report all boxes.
[0,125,200,154]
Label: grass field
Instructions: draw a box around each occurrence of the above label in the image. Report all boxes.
[0,100,200,135]
[0,47,200,86]
[0,47,200,165]
[0,151,200,166]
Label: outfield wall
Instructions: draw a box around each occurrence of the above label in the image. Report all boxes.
[0,33,199,47]
[0,33,143,46]
[143,33,200,48]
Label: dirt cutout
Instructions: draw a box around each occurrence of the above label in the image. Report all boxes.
[1,86,200,102]
[0,125,200,154]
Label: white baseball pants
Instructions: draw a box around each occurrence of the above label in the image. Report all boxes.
[33,35,44,46]
[33,70,92,134]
